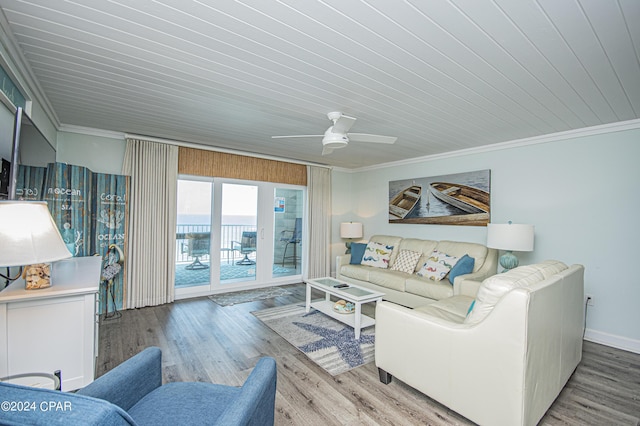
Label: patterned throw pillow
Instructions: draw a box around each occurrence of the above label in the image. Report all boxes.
[416,250,459,281]
[390,249,422,274]
[361,241,394,269]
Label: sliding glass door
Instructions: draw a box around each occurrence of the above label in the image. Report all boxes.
[174,176,305,298]
[220,183,257,284]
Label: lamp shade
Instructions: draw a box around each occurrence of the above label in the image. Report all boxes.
[486,223,534,252]
[340,222,363,239]
[0,201,72,267]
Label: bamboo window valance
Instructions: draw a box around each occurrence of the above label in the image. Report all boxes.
[178,147,307,186]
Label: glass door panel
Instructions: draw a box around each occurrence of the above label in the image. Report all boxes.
[220,183,257,284]
[175,179,212,289]
[273,188,304,277]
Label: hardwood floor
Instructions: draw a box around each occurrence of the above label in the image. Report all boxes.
[97,284,640,425]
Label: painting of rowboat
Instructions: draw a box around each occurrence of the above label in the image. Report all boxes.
[388,170,490,226]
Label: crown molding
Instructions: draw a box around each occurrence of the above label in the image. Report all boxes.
[350,118,640,173]
[58,124,125,140]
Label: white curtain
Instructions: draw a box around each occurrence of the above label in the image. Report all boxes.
[122,138,178,308]
[306,166,331,279]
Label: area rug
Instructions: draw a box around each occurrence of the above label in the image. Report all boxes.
[252,303,375,376]
[208,285,294,306]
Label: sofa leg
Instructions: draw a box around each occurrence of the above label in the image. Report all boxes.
[378,368,392,384]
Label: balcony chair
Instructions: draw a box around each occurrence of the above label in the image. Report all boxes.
[0,347,277,426]
[280,218,301,267]
[185,232,210,270]
[236,231,257,265]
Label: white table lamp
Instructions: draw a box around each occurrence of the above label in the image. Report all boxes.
[340,222,363,254]
[0,201,72,289]
[486,222,534,272]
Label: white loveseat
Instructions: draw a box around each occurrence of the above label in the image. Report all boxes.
[375,261,585,426]
[336,235,498,307]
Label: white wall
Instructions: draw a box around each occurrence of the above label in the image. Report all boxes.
[56,131,126,175]
[332,127,640,353]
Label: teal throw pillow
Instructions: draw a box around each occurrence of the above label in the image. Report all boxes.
[349,242,367,265]
[467,300,476,316]
[448,254,475,285]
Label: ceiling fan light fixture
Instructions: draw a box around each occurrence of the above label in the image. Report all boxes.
[322,127,349,149]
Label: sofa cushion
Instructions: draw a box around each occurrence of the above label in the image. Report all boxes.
[390,249,422,274]
[405,276,454,300]
[435,241,489,273]
[465,264,545,325]
[416,250,459,281]
[369,269,408,292]
[397,238,439,271]
[339,264,372,282]
[361,241,394,268]
[369,235,403,265]
[448,254,475,285]
[349,242,367,265]
[414,295,474,323]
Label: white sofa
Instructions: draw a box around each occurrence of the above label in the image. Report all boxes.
[336,235,498,307]
[375,261,585,426]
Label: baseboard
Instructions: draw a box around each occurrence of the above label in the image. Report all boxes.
[584,329,640,354]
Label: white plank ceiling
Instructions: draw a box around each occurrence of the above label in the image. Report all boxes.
[0,0,638,169]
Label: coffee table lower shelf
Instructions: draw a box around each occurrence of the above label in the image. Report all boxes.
[310,300,375,329]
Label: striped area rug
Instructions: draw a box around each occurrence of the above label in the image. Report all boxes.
[252,303,375,376]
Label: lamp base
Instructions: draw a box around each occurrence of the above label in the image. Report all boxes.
[345,241,352,254]
[499,251,519,273]
[23,263,52,290]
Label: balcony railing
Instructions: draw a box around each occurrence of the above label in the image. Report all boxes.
[175,224,256,263]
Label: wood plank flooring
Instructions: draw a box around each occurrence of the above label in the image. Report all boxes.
[97,284,640,425]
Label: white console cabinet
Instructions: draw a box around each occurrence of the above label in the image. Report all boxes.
[0,256,101,391]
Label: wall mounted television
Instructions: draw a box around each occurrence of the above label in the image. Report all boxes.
[3,106,55,200]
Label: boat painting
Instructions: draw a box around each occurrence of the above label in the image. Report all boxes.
[389,185,422,220]
[388,170,490,226]
[429,182,489,214]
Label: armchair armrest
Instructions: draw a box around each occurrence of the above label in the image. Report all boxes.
[77,346,162,411]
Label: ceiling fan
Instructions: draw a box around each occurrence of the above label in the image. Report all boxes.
[271,112,397,155]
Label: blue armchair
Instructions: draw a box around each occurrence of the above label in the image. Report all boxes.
[0,347,277,426]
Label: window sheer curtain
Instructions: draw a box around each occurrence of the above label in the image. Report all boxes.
[306,166,331,279]
[122,138,178,308]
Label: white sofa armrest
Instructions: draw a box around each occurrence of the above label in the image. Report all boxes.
[375,294,530,426]
[335,255,350,278]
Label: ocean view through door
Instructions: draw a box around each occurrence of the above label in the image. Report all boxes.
[175,177,305,298]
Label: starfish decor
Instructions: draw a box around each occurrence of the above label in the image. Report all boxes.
[293,322,375,368]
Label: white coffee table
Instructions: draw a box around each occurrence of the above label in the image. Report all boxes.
[305,277,385,339]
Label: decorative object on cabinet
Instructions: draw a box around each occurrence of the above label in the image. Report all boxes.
[486,222,535,272]
[101,243,124,320]
[0,201,71,289]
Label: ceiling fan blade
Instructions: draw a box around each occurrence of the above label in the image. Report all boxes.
[271,135,323,139]
[332,115,356,134]
[321,146,335,156]
[347,133,397,144]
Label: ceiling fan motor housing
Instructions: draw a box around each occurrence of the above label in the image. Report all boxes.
[322,127,349,149]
